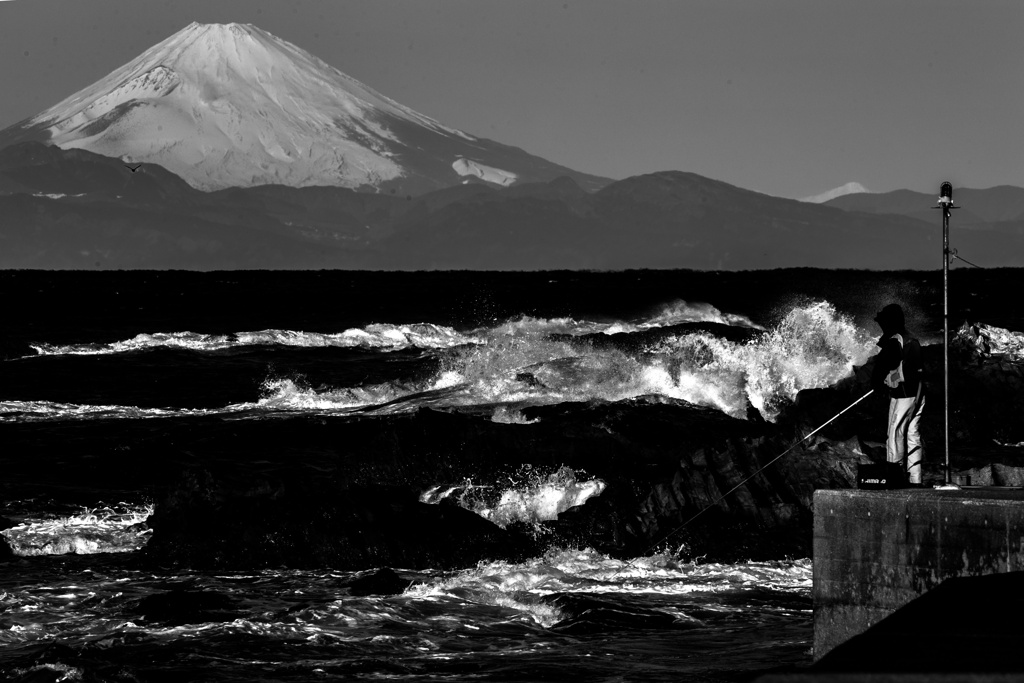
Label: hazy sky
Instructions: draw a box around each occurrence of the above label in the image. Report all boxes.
[1,0,1021,198]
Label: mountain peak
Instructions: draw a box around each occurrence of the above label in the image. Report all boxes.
[2,23,608,194]
[167,22,305,67]
[185,21,255,32]
[163,22,279,48]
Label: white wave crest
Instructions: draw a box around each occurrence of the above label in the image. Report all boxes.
[437,301,873,421]
[0,400,208,423]
[421,466,605,528]
[1,504,153,556]
[23,300,756,359]
[476,300,762,340]
[404,548,811,625]
[645,300,763,330]
[28,323,482,357]
[7,302,874,424]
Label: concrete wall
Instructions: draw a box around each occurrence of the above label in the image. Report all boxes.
[813,488,1024,660]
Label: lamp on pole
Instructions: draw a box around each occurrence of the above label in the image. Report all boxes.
[935,182,958,488]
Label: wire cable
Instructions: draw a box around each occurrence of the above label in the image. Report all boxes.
[950,248,983,269]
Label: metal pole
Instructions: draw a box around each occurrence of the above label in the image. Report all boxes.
[943,202,950,485]
[936,181,956,488]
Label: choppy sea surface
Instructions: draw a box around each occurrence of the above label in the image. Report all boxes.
[0,268,1016,682]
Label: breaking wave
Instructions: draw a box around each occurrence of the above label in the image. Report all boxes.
[28,323,482,356]
[4,301,872,424]
[0,400,206,423]
[421,466,606,529]
[1,503,153,556]
[478,300,762,339]
[438,300,871,421]
[404,548,812,626]
[24,300,758,359]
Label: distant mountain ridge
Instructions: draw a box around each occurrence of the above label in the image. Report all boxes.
[0,22,610,195]
[6,140,1024,270]
[824,186,1024,224]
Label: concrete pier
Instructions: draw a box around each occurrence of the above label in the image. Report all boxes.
[813,487,1024,661]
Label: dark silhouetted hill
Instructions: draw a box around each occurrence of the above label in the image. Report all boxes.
[4,142,1024,270]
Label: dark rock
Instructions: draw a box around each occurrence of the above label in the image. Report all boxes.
[543,593,684,634]
[141,335,1024,570]
[144,470,538,570]
[949,323,1024,445]
[544,483,646,556]
[347,568,413,596]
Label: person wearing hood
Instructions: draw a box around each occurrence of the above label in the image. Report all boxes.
[871,304,926,486]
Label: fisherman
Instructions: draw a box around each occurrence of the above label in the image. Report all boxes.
[872,304,925,486]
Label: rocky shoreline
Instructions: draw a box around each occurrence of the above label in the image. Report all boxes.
[131,322,1024,570]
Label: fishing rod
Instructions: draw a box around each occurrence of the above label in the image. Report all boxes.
[640,388,875,559]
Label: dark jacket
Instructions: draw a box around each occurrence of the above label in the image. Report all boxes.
[871,329,923,399]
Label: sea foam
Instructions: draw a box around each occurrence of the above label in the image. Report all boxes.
[404,548,811,627]
[28,323,481,357]
[8,301,873,424]
[1,504,153,556]
[420,466,606,529]
[441,300,872,421]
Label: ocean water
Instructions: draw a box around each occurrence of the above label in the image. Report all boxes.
[0,268,1016,682]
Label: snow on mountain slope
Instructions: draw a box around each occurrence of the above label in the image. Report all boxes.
[798,181,869,203]
[452,158,517,187]
[5,23,607,193]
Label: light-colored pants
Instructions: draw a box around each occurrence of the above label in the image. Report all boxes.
[887,394,925,484]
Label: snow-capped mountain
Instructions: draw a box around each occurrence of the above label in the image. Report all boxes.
[0,22,608,194]
[798,181,869,204]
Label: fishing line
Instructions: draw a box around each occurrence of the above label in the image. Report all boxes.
[634,388,874,562]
